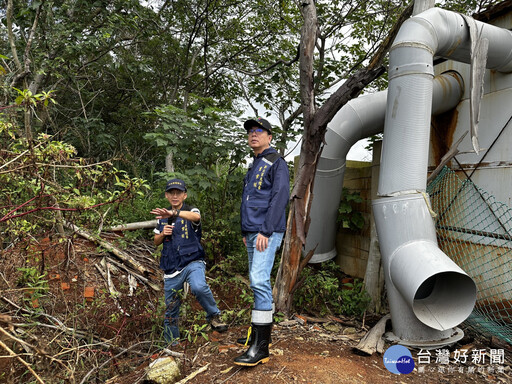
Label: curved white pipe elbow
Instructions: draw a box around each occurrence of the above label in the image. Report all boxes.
[380,8,512,196]
[306,72,463,262]
[392,8,512,71]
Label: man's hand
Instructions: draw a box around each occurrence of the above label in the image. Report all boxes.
[256,233,269,252]
[151,208,173,218]
[154,224,174,246]
[161,224,174,236]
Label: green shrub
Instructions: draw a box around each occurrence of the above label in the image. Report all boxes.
[337,188,365,231]
[340,279,371,317]
[293,261,371,318]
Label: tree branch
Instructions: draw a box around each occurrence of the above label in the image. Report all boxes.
[0,337,45,384]
[6,0,21,71]
[299,0,318,129]
[317,0,414,128]
[234,44,300,76]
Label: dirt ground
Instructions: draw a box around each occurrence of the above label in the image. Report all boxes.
[113,320,512,384]
[1,236,512,384]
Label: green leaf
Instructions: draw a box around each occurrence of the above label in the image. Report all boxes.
[155,138,167,146]
[350,214,365,230]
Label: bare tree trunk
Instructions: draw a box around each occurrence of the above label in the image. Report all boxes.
[7,0,45,141]
[273,0,318,314]
[165,152,175,173]
[24,108,33,142]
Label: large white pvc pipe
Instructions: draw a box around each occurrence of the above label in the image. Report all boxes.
[375,8,512,343]
[306,72,464,262]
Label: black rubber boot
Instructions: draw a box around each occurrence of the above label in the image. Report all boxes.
[234,323,271,366]
[236,326,272,347]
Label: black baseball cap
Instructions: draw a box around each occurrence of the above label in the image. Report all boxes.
[165,178,187,192]
[244,117,272,134]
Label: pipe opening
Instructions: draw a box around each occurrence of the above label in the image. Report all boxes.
[412,271,477,331]
[415,275,436,300]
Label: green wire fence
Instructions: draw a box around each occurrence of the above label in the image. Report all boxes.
[427,166,512,344]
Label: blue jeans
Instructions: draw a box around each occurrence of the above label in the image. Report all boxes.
[245,232,284,313]
[163,260,220,342]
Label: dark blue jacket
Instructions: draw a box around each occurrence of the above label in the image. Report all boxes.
[156,203,205,274]
[241,147,290,237]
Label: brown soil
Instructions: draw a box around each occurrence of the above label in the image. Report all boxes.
[135,323,511,384]
[1,236,511,384]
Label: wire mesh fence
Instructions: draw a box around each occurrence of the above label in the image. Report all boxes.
[427,167,512,344]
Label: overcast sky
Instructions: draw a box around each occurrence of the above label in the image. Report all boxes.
[284,137,372,162]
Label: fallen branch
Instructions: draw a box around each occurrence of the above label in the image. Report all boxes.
[94,260,131,317]
[191,342,209,366]
[79,341,155,384]
[0,338,45,384]
[293,314,359,328]
[294,314,329,324]
[3,296,115,347]
[3,303,177,362]
[0,324,35,352]
[103,255,161,292]
[327,315,359,328]
[64,221,152,277]
[2,296,66,328]
[160,348,186,359]
[176,363,210,384]
[107,220,158,231]
[0,325,71,375]
[353,314,390,356]
[427,131,468,184]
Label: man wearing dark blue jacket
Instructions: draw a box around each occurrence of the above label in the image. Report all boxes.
[234,118,290,366]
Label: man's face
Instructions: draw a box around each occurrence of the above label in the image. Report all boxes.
[247,126,271,155]
[165,189,187,208]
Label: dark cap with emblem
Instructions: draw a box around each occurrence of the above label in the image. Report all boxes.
[244,117,272,134]
[165,178,187,192]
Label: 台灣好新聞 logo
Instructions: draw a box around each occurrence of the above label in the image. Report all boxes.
[383,345,415,374]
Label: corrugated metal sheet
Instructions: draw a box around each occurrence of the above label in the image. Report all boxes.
[431,60,512,207]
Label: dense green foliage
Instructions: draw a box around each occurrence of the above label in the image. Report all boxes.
[0,112,149,239]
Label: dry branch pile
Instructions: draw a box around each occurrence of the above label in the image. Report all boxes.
[0,228,171,383]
